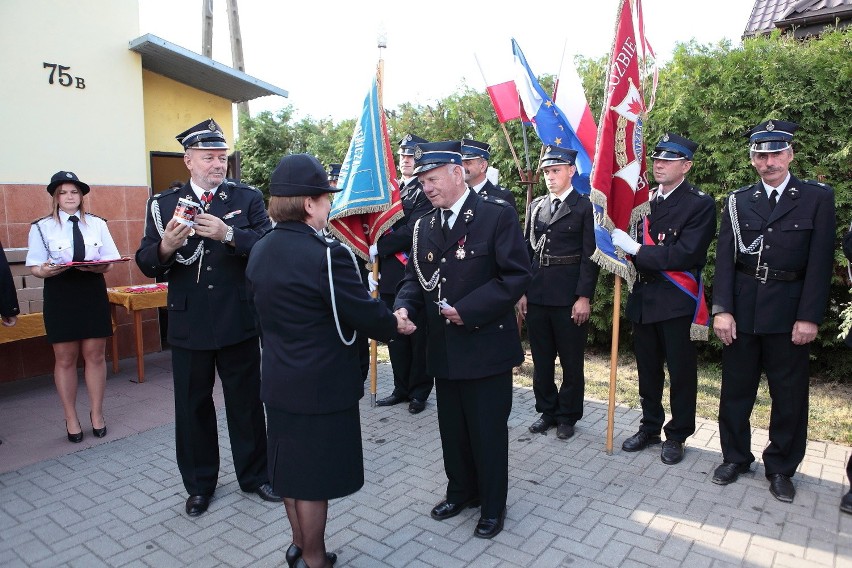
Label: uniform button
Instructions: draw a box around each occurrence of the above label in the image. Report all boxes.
[206,266,212,271]
[547,229,552,233]
[794,224,799,228]
[767,228,773,232]
[441,277,446,283]
[445,319,451,325]
[205,249,211,254]
[441,258,446,263]
[207,284,214,289]
[765,245,771,250]
[498,324,504,329]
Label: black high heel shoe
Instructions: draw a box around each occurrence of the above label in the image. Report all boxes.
[66,421,83,443]
[285,544,337,568]
[90,411,107,438]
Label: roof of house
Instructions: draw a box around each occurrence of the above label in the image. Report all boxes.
[743,0,852,38]
[129,34,288,103]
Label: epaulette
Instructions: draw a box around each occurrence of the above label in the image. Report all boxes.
[530,195,548,205]
[688,186,708,197]
[31,215,51,225]
[481,195,509,207]
[226,179,263,195]
[731,185,751,196]
[801,179,834,191]
[87,213,108,222]
[152,187,179,199]
[312,232,339,248]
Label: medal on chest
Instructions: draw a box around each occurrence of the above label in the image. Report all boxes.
[455,236,467,260]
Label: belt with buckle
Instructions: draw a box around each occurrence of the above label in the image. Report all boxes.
[636,272,659,283]
[540,254,580,267]
[735,261,805,283]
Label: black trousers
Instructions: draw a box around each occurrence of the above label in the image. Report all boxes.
[632,315,697,442]
[527,303,586,425]
[435,372,512,518]
[172,337,268,495]
[381,293,432,401]
[718,331,810,477]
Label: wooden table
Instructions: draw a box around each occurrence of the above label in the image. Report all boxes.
[0,312,46,344]
[107,284,168,383]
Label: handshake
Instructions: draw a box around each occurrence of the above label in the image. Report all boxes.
[393,308,417,335]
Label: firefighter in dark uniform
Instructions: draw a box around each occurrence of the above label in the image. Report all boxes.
[711,120,835,503]
[611,134,716,465]
[135,119,280,517]
[518,145,599,440]
[327,163,342,188]
[373,134,434,413]
[461,138,517,211]
[394,140,531,539]
[842,227,852,515]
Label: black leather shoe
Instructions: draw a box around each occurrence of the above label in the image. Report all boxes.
[430,498,480,520]
[474,509,505,539]
[528,416,556,434]
[841,491,852,514]
[621,431,661,452]
[556,423,575,440]
[660,440,684,465]
[767,474,795,503]
[185,494,211,516]
[285,543,337,568]
[251,482,283,502]
[711,461,751,485]
[66,421,83,443]
[376,394,406,407]
[408,399,426,414]
[90,411,106,438]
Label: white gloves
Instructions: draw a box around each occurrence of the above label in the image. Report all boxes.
[611,229,641,255]
[367,271,380,293]
[368,244,378,263]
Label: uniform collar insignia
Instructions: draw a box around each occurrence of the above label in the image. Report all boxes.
[462,209,474,222]
[751,190,761,201]
[219,191,228,201]
[788,187,799,198]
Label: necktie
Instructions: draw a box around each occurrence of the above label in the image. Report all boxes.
[441,210,452,239]
[552,198,561,215]
[657,194,664,204]
[769,190,778,211]
[201,191,213,211]
[69,215,85,262]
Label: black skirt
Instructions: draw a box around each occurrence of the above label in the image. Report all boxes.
[266,404,364,501]
[43,268,112,344]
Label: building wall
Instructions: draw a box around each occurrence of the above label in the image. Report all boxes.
[0,1,163,382]
[0,0,147,185]
[142,70,235,181]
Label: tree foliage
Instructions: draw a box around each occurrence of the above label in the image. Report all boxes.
[234,28,852,379]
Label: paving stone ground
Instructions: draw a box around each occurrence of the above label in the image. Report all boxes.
[1,361,850,567]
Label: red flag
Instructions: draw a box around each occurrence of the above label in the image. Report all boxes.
[486,80,529,124]
[589,0,651,281]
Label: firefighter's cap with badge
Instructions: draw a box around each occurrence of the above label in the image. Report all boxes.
[269,154,342,197]
[176,118,229,150]
[651,133,698,161]
[461,139,491,161]
[412,140,463,175]
[398,133,428,156]
[747,119,798,153]
[539,145,578,168]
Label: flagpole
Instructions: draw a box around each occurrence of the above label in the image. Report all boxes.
[552,38,568,102]
[606,276,621,454]
[369,33,389,408]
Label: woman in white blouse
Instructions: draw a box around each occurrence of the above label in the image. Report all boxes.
[26,171,120,443]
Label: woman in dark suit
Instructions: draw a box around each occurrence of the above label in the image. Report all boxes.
[26,171,120,443]
[246,154,414,568]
